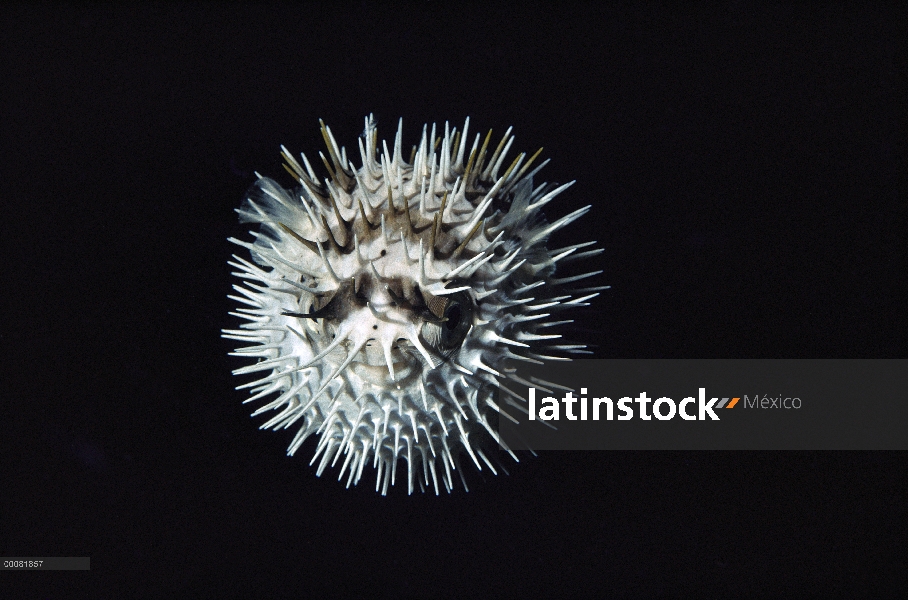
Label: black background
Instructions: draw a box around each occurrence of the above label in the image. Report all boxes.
[3,3,904,598]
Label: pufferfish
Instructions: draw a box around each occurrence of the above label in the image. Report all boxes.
[223,115,605,494]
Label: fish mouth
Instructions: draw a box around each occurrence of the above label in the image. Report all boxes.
[350,356,418,388]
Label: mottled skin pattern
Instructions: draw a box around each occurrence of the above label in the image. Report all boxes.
[224,116,603,494]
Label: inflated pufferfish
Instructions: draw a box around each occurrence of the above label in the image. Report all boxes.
[223,115,605,494]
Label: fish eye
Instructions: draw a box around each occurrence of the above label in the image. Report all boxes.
[419,289,473,355]
[445,305,461,330]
